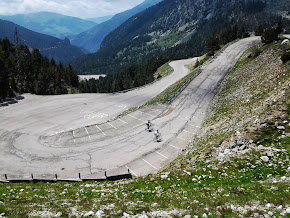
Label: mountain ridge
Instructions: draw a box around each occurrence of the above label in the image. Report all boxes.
[0,19,84,64]
[72,0,290,74]
[69,0,162,53]
[0,12,97,39]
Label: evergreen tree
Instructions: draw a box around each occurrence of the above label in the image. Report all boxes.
[262,27,279,44]
[255,25,264,36]
[206,33,220,56]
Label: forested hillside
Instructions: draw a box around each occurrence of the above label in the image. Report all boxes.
[0,19,84,64]
[0,38,79,101]
[72,0,290,75]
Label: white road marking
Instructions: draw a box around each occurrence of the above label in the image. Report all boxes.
[70,129,76,144]
[137,111,155,117]
[188,124,201,129]
[85,127,92,141]
[54,130,64,135]
[126,166,137,177]
[83,111,109,120]
[149,108,162,113]
[58,134,62,142]
[96,125,106,136]
[156,151,168,159]
[169,144,181,150]
[143,159,158,170]
[128,114,145,122]
[117,104,128,109]
[177,136,187,141]
[183,130,196,135]
[118,118,128,124]
[107,123,117,129]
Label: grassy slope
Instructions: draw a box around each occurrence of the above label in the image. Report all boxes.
[0,42,289,217]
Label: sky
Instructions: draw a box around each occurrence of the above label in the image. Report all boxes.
[0,0,145,19]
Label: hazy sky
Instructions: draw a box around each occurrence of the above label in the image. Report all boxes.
[0,0,145,19]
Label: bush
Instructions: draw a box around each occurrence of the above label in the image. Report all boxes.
[281,51,290,63]
[262,27,279,44]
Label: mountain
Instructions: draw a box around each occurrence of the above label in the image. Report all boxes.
[87,15,114,24]
[0,12,97,39]
[72,0,290,74]
[69,0,162,53]
[0,19,84,64]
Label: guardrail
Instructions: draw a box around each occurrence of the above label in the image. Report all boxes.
[0,169,133,183]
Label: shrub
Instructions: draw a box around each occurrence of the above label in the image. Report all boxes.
[281,51,290,63]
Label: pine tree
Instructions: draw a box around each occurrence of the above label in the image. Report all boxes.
[255,25,264,36]
[206,33,220,56]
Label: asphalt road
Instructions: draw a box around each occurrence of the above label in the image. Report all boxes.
[0,37,260,180]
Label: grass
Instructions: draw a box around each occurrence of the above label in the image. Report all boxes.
[154,63,173,80]
[146,65,202,105]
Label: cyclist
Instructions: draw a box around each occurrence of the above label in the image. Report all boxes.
[154,129,160,141]
[146,120,152,130]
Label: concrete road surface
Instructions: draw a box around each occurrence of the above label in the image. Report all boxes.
[0,37,260,179]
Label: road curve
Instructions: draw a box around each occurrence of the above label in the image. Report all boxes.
[0,37,260,180]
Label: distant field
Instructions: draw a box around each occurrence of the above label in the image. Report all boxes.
[78,75,106,80]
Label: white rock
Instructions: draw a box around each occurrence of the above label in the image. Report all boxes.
[261,156,269,163]
[161,175,168,180]
[202,213,208,218]
[55,212,62,217]
[281,39,289,45]
[224,149,231,155]
[84,211,95,217]
[286,208,290,214]
[258,145,264,150]
[230,204,236,211]
[268,211,273,216]
[123,212,131,217]
[277,205,283,211]
[281,176,287,181]
[95,210,104,217]
[277,126,285,130]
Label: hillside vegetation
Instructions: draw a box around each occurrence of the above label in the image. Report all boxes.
[0,40,289,217]
[72,0,290,75]
[0,38,79,101]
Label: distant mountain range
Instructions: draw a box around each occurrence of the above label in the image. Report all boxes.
[0,19,84,64]
[69,0,162,53]
[0,12,97,39]
[72,0,290,75]
[87,15,113,24]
